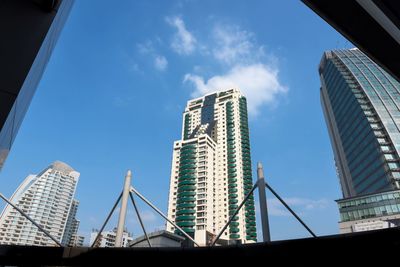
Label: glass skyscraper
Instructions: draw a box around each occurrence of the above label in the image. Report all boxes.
[320,48,400,233]
[0,0,74,171]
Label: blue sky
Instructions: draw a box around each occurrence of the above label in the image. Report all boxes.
[0,0,355,243]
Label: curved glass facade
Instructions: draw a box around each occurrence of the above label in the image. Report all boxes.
[320,49,400,198]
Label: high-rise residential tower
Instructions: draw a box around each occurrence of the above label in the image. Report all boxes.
[0,161,81,246]
[166,89,257,246]
[62,199,83,247]
[320,48,400,233]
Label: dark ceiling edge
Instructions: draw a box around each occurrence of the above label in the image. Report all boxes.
[301,0,400,83]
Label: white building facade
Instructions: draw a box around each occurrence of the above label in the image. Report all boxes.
[167,89,257,246]
[90,228,133,247]
[0,161,80,246]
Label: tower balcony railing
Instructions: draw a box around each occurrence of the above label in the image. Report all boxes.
[228,178,237,184]
[177,191,196,198]
[176,221,195,227]
[178,180,196,186]
[176,209,195,216]
[175,215,195,222]
[177,185,196,193]
[176,202,196,209]
[177,196,196,203]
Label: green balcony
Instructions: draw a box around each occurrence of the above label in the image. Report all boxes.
[227,171,237,176]
[245,202,255,208]
[175,227,195,234]
[176,209,195,215]
[177,221,195,227]
[228,163,236,168]
[243,179,253,184]
[246,227,256,233]
[231,216,239,221]
[179,163,196,170]
[244,185,253,190]
[180,159,196,165]
[180,149,196,155]
[177,196,196,203]
[246,222,256,228]
[177,191,196,198]
[228,188,238,193]
[228,178,237,184]
[179,174,196,180]
[181,144,196,150]
[177,185,196,192]
[246,235,256,241]
[180,154,196,160]
[179,168,196,174]
[228,184,237,189]
[245,215,256,221]
[229,204,239,210]
[245,209,256,215]
[229,227,240,233]
[176,203,196,209]
[229,199,238,205]
[178,180,196,186]
[228,193,238,199]
[230,222,239,227]
[181,145,196,151]
[176,215,195,222]
[180,152,196,158]
[243,172,252,177]
[179,171,195,177]
[247,232,257,237]
[229,234,240,239]
[179,165,196,172]
[228,175,237,180]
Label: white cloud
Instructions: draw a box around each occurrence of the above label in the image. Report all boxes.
[166,16,196,55]
[184,63,287,116]
[136,41,168,72]
[181,23,287,115]
[267,198,330,217]
[154,55,168,71]
[212,25,262,65]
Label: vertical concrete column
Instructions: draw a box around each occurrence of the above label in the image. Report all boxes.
[115,170,132,247]
[257,162,271,242]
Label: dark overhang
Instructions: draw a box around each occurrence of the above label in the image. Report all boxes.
[0,228,399,265]
[302,0,400,82]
